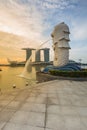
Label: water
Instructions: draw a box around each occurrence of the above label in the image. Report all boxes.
[0,65,45,92]
[21,39,51,77]
[81,65,87,69]
[0,39,51,93]
[1,64,86,93]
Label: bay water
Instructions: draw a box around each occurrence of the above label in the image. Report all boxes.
[0,65,45,92]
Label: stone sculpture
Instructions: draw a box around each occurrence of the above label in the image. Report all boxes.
[42,22,81,72]
[51,22,70,67]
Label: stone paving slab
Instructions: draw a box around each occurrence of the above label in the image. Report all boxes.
[2,123,44,130]
[20,103,46,112]
[46,114,67,130]
[10,111,45,127]
[6,101,21,110]
[0,80,87,130]
[0,109,15,122]
[0,122,6,129]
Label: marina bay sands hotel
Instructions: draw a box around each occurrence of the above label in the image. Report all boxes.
[22,48,50,63]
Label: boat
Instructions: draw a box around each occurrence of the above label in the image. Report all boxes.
[7,58,18,66]
[7,58,25,67]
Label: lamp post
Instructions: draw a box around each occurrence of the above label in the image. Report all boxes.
[79,59,82,68]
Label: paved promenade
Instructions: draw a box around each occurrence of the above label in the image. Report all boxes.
[0,80,87,130]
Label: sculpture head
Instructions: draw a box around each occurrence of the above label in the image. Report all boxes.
[51,22,70,43]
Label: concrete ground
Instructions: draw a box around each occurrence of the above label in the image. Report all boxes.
[0,80,87,130]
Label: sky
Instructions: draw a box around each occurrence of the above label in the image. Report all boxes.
[0,0,87,63]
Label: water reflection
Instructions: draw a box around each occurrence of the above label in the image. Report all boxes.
[0,65,45,92]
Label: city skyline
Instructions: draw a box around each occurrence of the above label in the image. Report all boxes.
[0,0,87,63]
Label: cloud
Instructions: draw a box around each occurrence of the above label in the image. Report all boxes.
[0,0,46,45]
[70,46,87,63]
[0,0,79,50]
[38,0,78,9]
[0,0,87,63]
[71,22,87,41]
[70,21,87,62]
[0,0,78,35]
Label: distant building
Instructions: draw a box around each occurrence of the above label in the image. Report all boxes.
[22,48,50,62]
[22,48,35,61]
[41,48,50,62]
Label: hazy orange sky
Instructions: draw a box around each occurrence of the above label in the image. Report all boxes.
[0,31,51,63]
[0,0,87,63]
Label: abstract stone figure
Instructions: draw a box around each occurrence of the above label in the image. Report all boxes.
[51,22,71,67]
